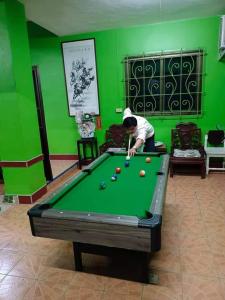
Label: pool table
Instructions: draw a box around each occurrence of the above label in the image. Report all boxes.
[28,151,169,282]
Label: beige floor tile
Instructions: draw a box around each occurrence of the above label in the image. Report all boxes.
[161,230,181,249]
[220,279,225,296]
[0,231,14,250]
[0,205,29,219]
[45,251,75,271]
[45,239,73,255]
[51,160,78,178]
[163,204,181,228]
[8,254,51,279]
[68,272,107,291]
[150,248,181,273]
[0,274,5,282]
[142,270,182,300]
[0,249,24,275]
[104,277,143,295]
[182,274,225,300]
[201,209,225,222]
[208,232,225,254]
[164,192,176,204]
[102,290,141,300]
[0,275,35,300]
[38,267,76,284]
[179,219,206,237]
[0,220,18,233]
[178,213,202,227]
[179,235,210,251]
[63,287,103,300]
[23,278,70,300]
[180,249,216,277]
[213,252,225,278]
[205,222,225,237]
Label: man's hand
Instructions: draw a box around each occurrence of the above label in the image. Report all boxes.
[129,147,137,156]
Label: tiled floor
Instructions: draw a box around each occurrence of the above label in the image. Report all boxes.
[0,172,225,299]
[50,160,78,179]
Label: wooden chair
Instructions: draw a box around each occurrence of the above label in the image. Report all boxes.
[99,124,129,154]
[169,122,206,178]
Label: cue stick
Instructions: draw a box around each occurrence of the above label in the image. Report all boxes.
[127,135,131,157]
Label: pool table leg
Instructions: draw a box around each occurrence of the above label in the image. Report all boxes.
[139,252,150,283]
[73,242,83,271]
[73,242,150,283]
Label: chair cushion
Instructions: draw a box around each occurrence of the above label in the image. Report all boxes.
[173,149,201,158]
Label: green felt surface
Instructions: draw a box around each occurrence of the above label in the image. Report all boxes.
[53,154,163,218]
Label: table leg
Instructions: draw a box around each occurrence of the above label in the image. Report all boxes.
[83,143,87,160]
[139,252,150,283]
[73,242,83,271]
[90,142,94,160]
[206,155,209,175]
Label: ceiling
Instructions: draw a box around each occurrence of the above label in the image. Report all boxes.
[19,0,225,36]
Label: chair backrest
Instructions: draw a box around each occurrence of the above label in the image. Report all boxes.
[105,124,128,146]
[172,123,202,150]
[176,122,197,131]
[99,124,129,154]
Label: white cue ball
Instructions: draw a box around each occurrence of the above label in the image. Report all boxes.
[126,156,130,160]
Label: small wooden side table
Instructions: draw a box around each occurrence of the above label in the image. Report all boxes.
[77,137,98,169]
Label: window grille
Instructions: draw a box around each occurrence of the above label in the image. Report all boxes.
[124,49,204,116]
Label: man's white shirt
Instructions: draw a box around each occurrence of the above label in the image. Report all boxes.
[123,108,154,142]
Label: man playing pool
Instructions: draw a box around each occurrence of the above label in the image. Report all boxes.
[123,108,155,156]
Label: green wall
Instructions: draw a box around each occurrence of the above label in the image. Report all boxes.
[29,16,225,153]
[0,0,46,195]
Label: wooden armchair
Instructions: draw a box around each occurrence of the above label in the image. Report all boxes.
[99,124,129,154]
[169,122,206,178]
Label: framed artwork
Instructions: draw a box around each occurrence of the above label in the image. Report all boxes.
[61,38,100,116]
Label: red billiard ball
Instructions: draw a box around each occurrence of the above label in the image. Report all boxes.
[139,170,145,177]
[115,167,121,174]
[146,157,151,163]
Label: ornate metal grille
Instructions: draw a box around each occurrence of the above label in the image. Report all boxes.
[124,50,204,116]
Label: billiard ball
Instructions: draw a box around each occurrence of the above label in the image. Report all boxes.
[126,156,130,160]
[111,176,117,181]
[124,161,129,167]
[115,167,121,174]
[139,170,145,177]
[146,157,151,163]
[99,181,106,189]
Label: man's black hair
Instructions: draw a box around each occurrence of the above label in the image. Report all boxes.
[123,117,137,128]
